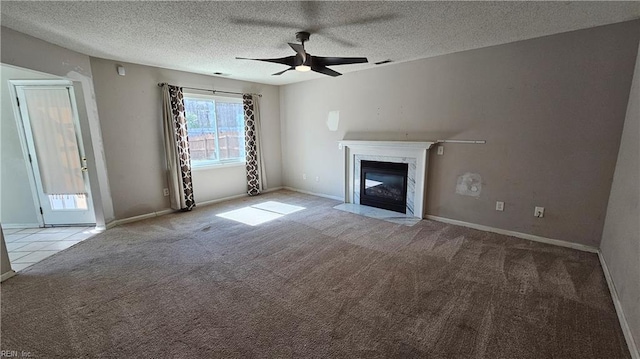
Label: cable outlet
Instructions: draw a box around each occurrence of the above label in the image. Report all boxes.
[163,188,169,197]
[496,201,504,211]
[535,206,544,218]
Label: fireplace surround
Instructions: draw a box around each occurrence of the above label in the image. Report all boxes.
[338,140,436,219]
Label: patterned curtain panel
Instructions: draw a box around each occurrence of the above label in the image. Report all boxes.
[161,84,195,210]
[243,94,267,196]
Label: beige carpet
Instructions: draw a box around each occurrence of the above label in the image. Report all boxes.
[0,190,630,358]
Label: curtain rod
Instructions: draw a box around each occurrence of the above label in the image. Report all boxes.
[157,83,262,97]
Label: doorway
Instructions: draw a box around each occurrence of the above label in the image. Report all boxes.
[10,80,96,226]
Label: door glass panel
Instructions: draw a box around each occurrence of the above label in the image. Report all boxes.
[16,84,96,226]
[48,194,88,211]
[22,88,86,195]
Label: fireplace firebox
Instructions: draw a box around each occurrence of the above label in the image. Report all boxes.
[360,160,408,213]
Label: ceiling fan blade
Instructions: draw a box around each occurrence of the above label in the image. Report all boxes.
[272,68,294,76]
[315,31,357,48]
[236,56,296,67]
[288,43,306,57]
[311,65,342,77]
[333,14,398,27]
[288,43,306,64]
[313,56,368,66]
[229,17,301,29]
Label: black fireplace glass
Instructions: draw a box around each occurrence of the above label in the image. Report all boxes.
[360,161,408,213]
[364,173,405,201]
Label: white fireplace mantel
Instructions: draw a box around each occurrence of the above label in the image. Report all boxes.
[338,140,436,151]
[338,140,437,219]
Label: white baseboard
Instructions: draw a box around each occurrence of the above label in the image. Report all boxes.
[263,186,284,193]
[283,186,343,201]
[107,208,176,229]
[104,221,118,230]
[598,251,639,359]
[196,193,249,207]
[1,270,16,282]
[1,223,41,229]
[105,187,287,229]
[196,187,284,207]
[425,215,598,253]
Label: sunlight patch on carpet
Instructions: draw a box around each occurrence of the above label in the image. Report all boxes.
[217,201,305,226]
[250,201,305,215]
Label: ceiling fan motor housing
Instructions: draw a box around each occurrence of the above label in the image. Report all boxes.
[296,52,312,67]
[296,31,311,43]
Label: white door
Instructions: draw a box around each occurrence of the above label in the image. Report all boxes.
[14,84,96,226]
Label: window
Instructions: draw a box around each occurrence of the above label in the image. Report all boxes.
[183,94,245,167]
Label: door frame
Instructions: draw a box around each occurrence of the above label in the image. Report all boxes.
[8,79,96,227]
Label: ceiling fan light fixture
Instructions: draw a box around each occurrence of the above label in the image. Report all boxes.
[295,65,311,72]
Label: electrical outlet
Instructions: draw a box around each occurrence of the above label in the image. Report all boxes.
[315,176,319,182]
[496,201,504,211]
[302,173,307,180]
[535,206,544,218]
[437,146,444,155]
[163,188,169,197]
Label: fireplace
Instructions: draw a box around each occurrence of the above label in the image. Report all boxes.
[338,140,436,219]
[360,160,408,213]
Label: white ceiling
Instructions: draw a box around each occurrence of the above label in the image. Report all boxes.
[2,1,639,86]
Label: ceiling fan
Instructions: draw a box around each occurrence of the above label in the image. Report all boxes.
[236,31,368,77]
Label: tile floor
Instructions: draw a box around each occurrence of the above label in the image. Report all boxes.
[3,227,99,272]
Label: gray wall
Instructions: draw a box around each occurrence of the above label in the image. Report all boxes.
[0,225,12,278]
[0,65,60,226]
[601,40,640,353]
[89,58,282,219]
[280,20,640,247]
[1,27,115,227]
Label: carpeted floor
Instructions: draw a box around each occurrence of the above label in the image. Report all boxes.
[0,190,630,358]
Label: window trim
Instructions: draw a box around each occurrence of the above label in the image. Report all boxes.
[191,160,245,171]
[183,92,245,169]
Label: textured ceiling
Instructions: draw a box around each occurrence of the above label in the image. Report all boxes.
[2,1,639,85]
